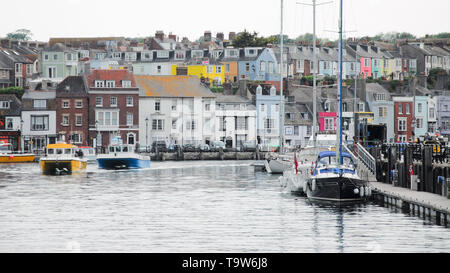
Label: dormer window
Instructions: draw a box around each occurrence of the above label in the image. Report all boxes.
[34,99,47,109]
[95,80,105,88]
[142,51,152,60]
[106,80,115,88]
[225,49,238,58]
[122,80,132,88]
[270,86,276,96]
[157,50,169,59]
[0,101,10,109]
[174,51,185,60]
[112,52,122,59]
[245,48,257,57]
[192,50,203,58]
[376,93,386,101]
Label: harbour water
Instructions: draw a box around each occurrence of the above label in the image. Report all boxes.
[0,160,448,253]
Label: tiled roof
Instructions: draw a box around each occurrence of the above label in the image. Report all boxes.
[136,75,215,98]
[86,69,137,88]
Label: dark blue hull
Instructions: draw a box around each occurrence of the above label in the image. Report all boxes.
[97,158,150,169]
[306,176,369,202]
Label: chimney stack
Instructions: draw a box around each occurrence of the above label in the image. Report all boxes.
[204,31,212,42]
[216,32,224,41]
[168,33,177,41]
[229,32,236,41]
[155,31,164,41]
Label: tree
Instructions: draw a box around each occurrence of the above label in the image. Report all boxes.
[6,29,33,41]
[231,30,276,48]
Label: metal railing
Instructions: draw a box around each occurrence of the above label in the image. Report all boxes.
[356,143,376,175]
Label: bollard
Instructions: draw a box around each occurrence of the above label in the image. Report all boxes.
[411,175,418,191]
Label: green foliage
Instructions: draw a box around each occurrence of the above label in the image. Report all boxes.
[427,68,447,89]
[0,87,24,99]
[323,75,336,85]
[388,80,402,92]
[6,29,33,41]
[210,86,224,93]
[231,30,277,48]
[423,32,450,39]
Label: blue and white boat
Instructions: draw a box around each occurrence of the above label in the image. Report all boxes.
[97,144,150,170]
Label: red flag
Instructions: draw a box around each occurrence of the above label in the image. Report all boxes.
[294,152,298,174]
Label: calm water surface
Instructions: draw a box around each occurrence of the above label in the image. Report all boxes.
[0,160,448,253]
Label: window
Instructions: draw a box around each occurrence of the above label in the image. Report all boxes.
[44,54,49,60]
[208,66,213,74]
[174,51,185,60]
[192,50,203,58]
[122,80,131,88]
[264,119,274,129]
[155,101,160,111]
[406,104,410,114]
[429,107,435,119]
[416,118,423,129]
[15,63,22,73]
[75,114,82,126]
[126,96,133,107]
[260,61,265,72]
[6,118,13,130]
[62,115,69,126]
[376,93,386,101]
[171,99,177,111]
[358,103,364,112]
[127,133,135,145]
[62,100,70,109]
[152,119,164,130]
[75,100,83,108]
[364,58,370,67]
[95,81,105,88]
[31,115,49,131]
[157,51,169,58]
[225,49,238,58]
[186,120,196,131]
[34,100,46,109]
[225,64,230,73]
[215,66,222,74]
[236,117,246,130]
[205,102,210,111]
[398,104,403,114]
[106,81,115,88]
[26,64,32,75]
[172,119,177,129]
[0,101,10,109]
[126,113,133,126]
[245,63,250,72]
[96,97,103,107]
[53,54,58,60]
[417,103,422,113]
[71,133,82,144]
[48,67,56,78]
[96,111,119,126]
[260,104,265,112]
[157,65,162,73]
[268,62,274,73]
[66,54,72,61]
[379,106,388,117]
[398,118,407,131]
[110,97,117,107]
[398,135,407,142]
[325,118,334,131]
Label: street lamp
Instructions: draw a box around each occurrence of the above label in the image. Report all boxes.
[95,120,100,153]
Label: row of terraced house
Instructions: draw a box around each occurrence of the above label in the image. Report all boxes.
[0,33,450,152]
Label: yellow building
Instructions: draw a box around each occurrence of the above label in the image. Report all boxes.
[171,64,225,85]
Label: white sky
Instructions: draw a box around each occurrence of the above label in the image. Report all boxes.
[3,0,450,42]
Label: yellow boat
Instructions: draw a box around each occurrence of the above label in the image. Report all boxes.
[40,143,87,175]
[0,143,35,163]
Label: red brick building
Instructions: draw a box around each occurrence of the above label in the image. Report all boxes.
[393,97,414,143]
[86,70,139,148]
[56,76,90,146]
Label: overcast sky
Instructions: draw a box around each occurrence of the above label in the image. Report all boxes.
[3,0,449,42]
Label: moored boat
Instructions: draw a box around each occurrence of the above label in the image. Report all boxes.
[0,143,35,163]
[97,144,150,170]
[78,146,97,162]
[40,143,87,175]
[305,151,370,202]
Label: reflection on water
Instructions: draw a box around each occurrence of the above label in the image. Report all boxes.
[0,161,448,253]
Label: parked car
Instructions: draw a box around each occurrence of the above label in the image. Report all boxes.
[242,141,257,152]
[198,144,210,152]
[137,146,151,153]
[183,144,197,152]
[168,144,182,153]
[210,141,226,151]
[152,141,167,152]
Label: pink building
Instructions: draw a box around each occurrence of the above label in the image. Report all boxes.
[360,57,372,78]
[319,112,337,132]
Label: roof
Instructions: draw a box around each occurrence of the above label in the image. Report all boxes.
[56,76,88,97]
[215,94,252,104]
[318,151,352,158]
[22,90,56,100]
[136,75,215,98]
[86,70,137,88]
[46,143,77,149]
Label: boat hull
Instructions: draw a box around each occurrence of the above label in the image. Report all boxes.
[305,176,369,202]
[266,159,291,174]
[40,159,87,175]
[0,154,35,163]
[97,157,150,169]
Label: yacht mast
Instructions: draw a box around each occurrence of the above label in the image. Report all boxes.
[337,0,343,166]
[279,0,284,153]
